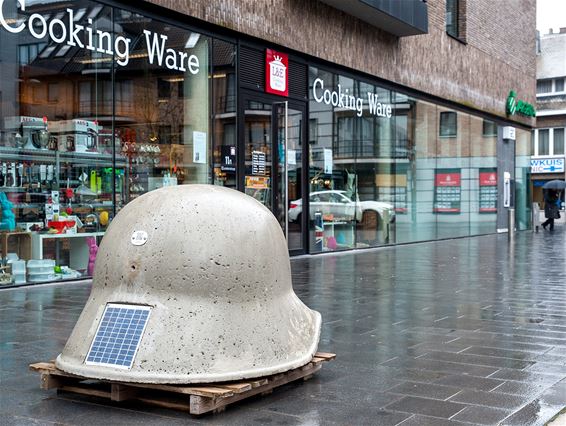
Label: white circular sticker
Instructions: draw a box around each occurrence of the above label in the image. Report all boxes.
[131,230,148,246]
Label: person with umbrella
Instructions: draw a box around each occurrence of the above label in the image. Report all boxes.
[541,180,565,230]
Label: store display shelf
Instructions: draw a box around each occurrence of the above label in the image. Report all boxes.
[0,147,126,166]
[10,202,110,209]
[0,148,56,162]
[13,203,44,208]
[0,187,27,192]
[31,231,105,270]
[59,154,127,167]
[75,202,113,208]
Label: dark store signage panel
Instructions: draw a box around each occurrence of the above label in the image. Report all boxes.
[221,146,237,172]
[252,151,266,175]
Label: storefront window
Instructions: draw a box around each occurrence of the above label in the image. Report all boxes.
[0,1,211,286]
[470,117,497,234]
[398,99,437,243]
[308,67,511,250]
[308,69,355,252]
[515,128,532,231]
[1,1,115,285]
[114,9,210,195]
[212,39,237,188]
[356,83,396,248]
[309,67,398,252]
[436,110,470,239]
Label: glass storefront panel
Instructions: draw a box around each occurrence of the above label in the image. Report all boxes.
[284,106,305,251]
[436,110,470,239]
[114,9,211,197]
[0,1,211,286]
[308,68,351,252]
[0,1,533,285]
[307,66,519,250]
[470,118,497,234]
[397,98,437,243]
[515,128,532,231]
[212,39,237,188]
[243,99,272,209]
[355,82,396,248]
[309,68,375,253]
[1,1,115,284]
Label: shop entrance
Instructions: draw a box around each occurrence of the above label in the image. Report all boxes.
[241,93,307,254]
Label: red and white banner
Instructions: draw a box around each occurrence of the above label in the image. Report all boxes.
[265,49,288,97]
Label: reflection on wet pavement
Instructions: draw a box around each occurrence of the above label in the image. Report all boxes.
[1,231,565,425]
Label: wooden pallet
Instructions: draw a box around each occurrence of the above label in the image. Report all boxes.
[29,352,335,415]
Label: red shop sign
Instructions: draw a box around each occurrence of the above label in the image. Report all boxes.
[479,172,497,186]
[435,172,461,187]
[265,49,288,97]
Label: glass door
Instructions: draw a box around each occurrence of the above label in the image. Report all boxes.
[242,94,306,254]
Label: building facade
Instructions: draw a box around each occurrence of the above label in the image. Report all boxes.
[533,29,566,209]
[0,0,535,287]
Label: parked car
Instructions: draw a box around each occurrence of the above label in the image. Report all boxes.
[288,190,395,224]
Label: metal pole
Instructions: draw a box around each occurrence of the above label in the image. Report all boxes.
[508,208,515,242]
[284,102,288,242]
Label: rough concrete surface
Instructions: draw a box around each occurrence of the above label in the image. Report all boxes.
[56,185,321,384]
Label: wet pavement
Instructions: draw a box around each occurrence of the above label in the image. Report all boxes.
[1,229,566,425]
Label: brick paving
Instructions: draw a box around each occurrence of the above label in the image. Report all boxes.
[1,229,565,425]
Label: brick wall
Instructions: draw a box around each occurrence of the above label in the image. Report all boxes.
[537,96,566,112]
[146,0,536,125]
[537,115,566,128]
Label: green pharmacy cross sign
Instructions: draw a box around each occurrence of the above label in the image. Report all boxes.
[506,91,536,117]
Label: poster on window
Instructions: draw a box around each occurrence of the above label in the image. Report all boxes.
[433,169,461,213]
[323,149,333,174]
[193,131,207,164]
[479,169,497,213]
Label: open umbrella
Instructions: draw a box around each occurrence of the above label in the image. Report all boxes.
[543,180,566,190]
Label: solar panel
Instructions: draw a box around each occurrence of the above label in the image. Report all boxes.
[85,303,151,369]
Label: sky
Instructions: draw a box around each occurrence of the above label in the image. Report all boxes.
[537,0,566,34]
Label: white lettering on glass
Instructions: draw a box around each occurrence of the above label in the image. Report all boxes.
[0,0,201,73]
[312,77,392,119]
[0,0,24,33]
[66,8,84,48]
[144,29,200,73]
[144,30,167,66]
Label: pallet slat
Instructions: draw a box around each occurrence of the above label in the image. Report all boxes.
[30,352,335,415]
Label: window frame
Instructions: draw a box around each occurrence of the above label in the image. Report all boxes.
[482,119,497,137]
[446,0,460,38]
[553,128,565,155]
[439,111,458,138]
[536,78,566,96]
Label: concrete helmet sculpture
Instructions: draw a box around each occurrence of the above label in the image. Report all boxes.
[56,185,321,384]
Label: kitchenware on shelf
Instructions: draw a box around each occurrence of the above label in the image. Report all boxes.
[32,129,50,149]
[47,220,76,233]
[27,260,56,281]
[7,132,24,148]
